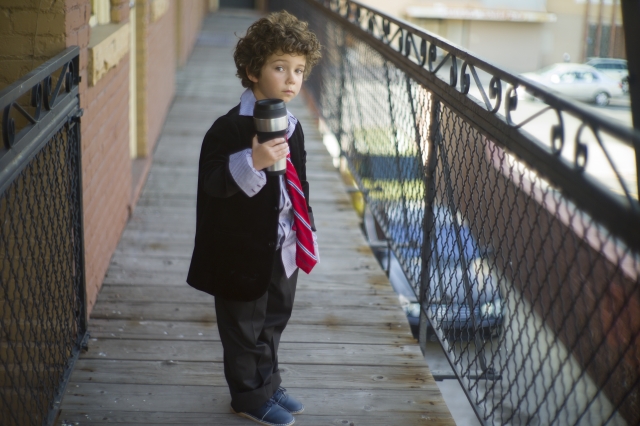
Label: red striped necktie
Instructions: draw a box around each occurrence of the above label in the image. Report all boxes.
[285,153,318,274]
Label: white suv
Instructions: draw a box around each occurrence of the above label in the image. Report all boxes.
[586,58,629,93]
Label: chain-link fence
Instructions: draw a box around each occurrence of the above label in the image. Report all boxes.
[273,1,640,424]
[0,47,87,426]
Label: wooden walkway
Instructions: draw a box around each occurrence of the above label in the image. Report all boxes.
[56,10,454,426]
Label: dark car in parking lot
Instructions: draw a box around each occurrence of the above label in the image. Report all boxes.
[363,203,504,341]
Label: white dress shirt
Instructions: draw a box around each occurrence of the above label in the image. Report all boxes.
[228,89,318,277]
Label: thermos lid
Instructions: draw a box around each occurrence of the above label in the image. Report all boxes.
[254,99,287,119]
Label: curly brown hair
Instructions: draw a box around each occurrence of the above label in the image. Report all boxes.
[234,11,322,88]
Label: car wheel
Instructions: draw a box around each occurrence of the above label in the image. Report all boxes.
[594,91,610,107]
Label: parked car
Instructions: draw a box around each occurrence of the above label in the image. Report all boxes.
[364,203,503,341]
[585,57,628,93]
[520,63,625,106]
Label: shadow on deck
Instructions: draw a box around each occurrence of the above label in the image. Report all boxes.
[56,10,455,425]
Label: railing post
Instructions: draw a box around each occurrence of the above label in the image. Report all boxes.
[620,0,640,197]
[384,60,410,237]
[419,94,440,354]
[337,28,347,156]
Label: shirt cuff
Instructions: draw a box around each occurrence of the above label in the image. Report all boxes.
[229,149,266,197]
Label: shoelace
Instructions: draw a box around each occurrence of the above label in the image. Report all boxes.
[273,387,287,403]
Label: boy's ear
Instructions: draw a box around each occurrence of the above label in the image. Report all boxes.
[246,67,259,84]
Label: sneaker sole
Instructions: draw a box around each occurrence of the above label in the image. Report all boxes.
[235,410,295,426]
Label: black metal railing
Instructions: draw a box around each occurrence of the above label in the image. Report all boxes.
[0,47,88,426]
[272,1,640,424]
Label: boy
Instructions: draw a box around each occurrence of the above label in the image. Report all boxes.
[186,11,322,426]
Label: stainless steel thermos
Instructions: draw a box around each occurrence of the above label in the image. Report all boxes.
[253,99,288,176]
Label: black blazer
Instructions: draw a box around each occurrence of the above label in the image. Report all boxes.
[186,104,312,301]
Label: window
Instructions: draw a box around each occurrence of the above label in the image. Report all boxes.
[90,0,111,27]
[560,72,576,83]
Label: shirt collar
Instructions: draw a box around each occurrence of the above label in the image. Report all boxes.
[239,88,298,137]
[239,88,257,116]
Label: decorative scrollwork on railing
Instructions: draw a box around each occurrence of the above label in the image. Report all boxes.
[31,82,43,121]
[504,86,519,126]
[550,110,564,155]
[288,0,640,424]
[319,0,639,203]
[0,48,79,154]
[574,126,589,172]
[461,62,503,113]
[2,106,15,150]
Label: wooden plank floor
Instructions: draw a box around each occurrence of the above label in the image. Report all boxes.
[56,10,455,426]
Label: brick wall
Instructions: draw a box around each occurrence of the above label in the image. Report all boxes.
[0,0,66,90]
[1,0,208,314]
[138,0,177,157]
[177,0,207,67]
[66,0,132,313]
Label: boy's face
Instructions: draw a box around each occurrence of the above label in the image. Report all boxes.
[248,52,306,103]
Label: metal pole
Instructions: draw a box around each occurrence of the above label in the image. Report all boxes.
[620,0,640,198]
[336,26,346,158]
[419,95,440,355]
[595,0,605,57]
[582,0,592,61]
[609,0,618,58]
[621,0,640,129]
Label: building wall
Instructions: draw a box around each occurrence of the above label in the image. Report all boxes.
[176,0,208,67]
[356,0,415,21]
[540,12,584,65]
[0,0,210,315]
[143,0,177,156]
[67,0,132,313]
[548,0,624,62]
[359,0,624,73]
[467,21,543,72]
[411,17,545,72]
[0,0,66,90]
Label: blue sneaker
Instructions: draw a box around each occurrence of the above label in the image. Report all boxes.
[235,398,295,426]
[272,387,304,414]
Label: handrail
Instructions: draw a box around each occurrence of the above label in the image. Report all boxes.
[325,0,638,146]
[0,46,81,195]
[308,0,640,253]
[277,0,640,424]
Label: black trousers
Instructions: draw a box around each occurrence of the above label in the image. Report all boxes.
[214,252,298,412]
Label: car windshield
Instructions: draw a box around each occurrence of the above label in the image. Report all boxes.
[586,59,627,71]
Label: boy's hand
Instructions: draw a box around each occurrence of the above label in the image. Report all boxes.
[251,135,289,170]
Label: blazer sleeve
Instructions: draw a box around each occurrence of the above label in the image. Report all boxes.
[198,116,244,199]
